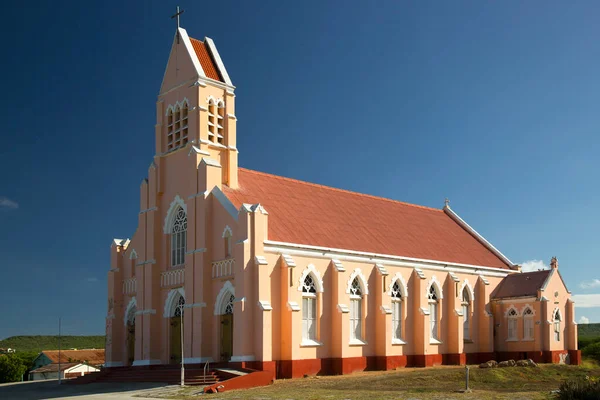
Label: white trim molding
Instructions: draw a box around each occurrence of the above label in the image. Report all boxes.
[229,355,255,362]
[132,359,162,367]
[255,256,268,265]
[337,304,350,313]
[163,287,185,318]
[129,249,138,260]
[263,240,514,278]
[375,263,389,276]
[179,28,206,78]
[521,304,536,316]
[346,268,369,295]
[204,37,233,86]
[163,195,187,234]
[332,259,345,272]
[222,225,233,238]
[427,275,444,299]
[459,279,475,302]
[504,305,520,317]
[282,254,296,267]
[286,301,300,312]
[214,281,235,316]
[184,357,214,364]
[124,297,137,326]
[297,264,324,293]
[388,272,409,298]
[380,305,392,315]
[443,206,514,268]
[258,300,273,311]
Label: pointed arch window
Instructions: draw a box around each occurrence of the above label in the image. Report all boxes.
[553,310,561,341]
[171,207,187,267]
[391,281,403,341]
[523,307,534,340]
[350,278,364,341]
[461,288,471,340]
[166,103,189,151]
[302,275,317,341]
[207,99,216,142]
[173,295,185,317]
[224,294,235,315]
[507,308,519,340]
[428,285,440,341]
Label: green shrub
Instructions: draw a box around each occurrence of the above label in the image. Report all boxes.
[0,354,27,383]
[582,342,600,363]
[557,377,600,400]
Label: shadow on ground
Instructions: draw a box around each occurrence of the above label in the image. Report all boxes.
[0,380,171,400]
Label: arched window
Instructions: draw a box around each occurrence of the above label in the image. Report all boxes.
[224,294,235,315]
[173,295,185,317]
[350,278,363,341]
[391,281,403,341]
[207,99,216,142]
[166,109,174,151]
[553,309,561,341]
[171,207,187,267]
[216,102,225,145]
[461,287,471,340]
[223,228,232,258]
[523,307,534,340]
[302,275,317,341]
[507,308,518,340]
[428,285,440,341]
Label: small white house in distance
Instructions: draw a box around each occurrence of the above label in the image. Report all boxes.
[29,363,100,381]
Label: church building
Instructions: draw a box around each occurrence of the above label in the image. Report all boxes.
[105,25,580,379]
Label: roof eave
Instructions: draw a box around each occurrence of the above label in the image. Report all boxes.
[443,205,515,269]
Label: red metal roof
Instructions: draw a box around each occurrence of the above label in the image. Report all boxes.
[189,38,222,82]
[223,168,511,270]
[42,349,105,366]
[491,270,551,299]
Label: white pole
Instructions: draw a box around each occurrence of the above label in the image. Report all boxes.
[180,305,184,387]
[58,317,61,385]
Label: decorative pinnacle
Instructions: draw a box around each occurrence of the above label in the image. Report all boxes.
[444,198,450,208]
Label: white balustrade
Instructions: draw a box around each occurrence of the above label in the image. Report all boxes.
[161,267,185,287]
[212,258,234,279]
[123,278,137,295]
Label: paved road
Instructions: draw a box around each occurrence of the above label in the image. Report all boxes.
[0,380,173,400]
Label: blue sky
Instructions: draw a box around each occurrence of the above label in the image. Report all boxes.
[1,1,599,339]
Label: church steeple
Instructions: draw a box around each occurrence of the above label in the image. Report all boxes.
[156,20,238,188]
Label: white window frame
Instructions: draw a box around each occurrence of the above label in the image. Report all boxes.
[507,308,519,341]
[301,274,319,345]
[170,207,187,267]
[461,288,471,341]
[523,308,534,340]
[553,309,561,342]
[390,280,403,343]
[350,296,362,342]
[427,284,441,343]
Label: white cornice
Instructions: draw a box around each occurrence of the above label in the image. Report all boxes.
[443,206,514,268]
[204,37,233,86]
[179,27,206,79]
[263,240,514,278]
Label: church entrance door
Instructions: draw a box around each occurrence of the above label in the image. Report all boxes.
[220,314,233,361]
[170,316,182,364]
[126,319,135,366]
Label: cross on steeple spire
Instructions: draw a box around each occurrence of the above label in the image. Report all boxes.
[171,6,185,43]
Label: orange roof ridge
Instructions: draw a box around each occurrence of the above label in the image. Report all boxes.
[236,167,443,213]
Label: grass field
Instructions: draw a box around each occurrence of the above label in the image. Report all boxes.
[170,361,600,400]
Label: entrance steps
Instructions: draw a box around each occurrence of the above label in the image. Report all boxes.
[67,364,222,386]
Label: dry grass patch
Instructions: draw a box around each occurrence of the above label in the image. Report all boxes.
[169,363,600,400]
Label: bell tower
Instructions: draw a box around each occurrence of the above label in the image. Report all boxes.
[155,17,238,188]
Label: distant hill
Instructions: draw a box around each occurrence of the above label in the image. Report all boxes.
[579,323,600,339]
[0,336,105,353]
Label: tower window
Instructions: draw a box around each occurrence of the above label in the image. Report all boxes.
[208,100,216,142]
[166,103,189,151]
[523,307,534,340]
[217,104,225,145]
